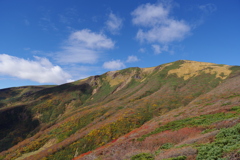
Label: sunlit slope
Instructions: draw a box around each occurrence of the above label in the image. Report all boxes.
[0,60,239,160]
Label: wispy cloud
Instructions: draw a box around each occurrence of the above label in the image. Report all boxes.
[191,3,217,29]
[59,7,80,25]
[103,60,125,70]
[199,3,217,14]
[39,9,58,31]
[152,44,168,54]
[24,19,30,26]
[0,54,71,84]
[126,55,139,63]
[59,14,70,24]
[139,48,146,53]
[105,12,123,35]
[152,44,161,54]
[63,65,101,80]
[39,17,58,31]
[132,2,191,53]
[55,29,115,64]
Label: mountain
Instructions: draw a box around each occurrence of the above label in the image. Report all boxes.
[0,60,240,160]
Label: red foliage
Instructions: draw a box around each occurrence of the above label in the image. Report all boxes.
[143,127,201,147]
[73,151,92,160]
[124,125,150,138]
[111,139,118,143]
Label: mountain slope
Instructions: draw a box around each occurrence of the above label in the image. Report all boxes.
[0,60,239,160]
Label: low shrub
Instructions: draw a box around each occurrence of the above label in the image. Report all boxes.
[131,153,154,160]
[160,143,174,149]
[197,123,240,160]
[163,156,187,160]
[230,106,240,113]
[139,112,238,141]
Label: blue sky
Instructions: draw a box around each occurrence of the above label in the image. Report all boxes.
[0,0,240,89]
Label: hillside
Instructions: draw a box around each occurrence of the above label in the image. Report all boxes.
[0,60,240,160]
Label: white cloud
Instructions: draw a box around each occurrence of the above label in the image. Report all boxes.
[132,3,169,27]
[106,13,123,34]
[132,2,191,44]
[69,29,114,49]
[0,54,71,84]
[67,79,75,83]
[103,60,125,70]
[137,20,190,43]
[55,29,115,64]
[152,44,168,54]
[152,44,161,54]
[126,55,139,63]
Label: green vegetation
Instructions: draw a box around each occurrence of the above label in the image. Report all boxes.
[163,156,187,160]
[0,105,40,152]
[85,76,115,105]
[139,112,239,141]
[230,106,240,112]
[118,67,141,75]
[221,101,232,106]
[31,84,93,123]
[174,112,184,117]
[154,143,174,155]
[159,143,174,149]
[229,66,240,78]
[197,123,240,160]
[131,153,154,160]
[47,106,154,159]
[50,109,108,142]
[230,66,240,72]
[201,128,216,134]
[225,93,240,99]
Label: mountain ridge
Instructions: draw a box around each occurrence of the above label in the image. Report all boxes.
[0,60,240,160]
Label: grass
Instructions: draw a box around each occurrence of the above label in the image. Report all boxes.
[118,67,141,75]
[84,76,116,105]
